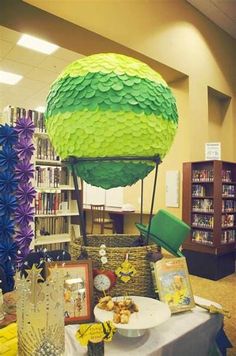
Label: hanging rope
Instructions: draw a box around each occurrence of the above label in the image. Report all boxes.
[145,162,159,245]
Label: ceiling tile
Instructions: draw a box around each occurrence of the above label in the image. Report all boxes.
[38,55,69,72]
[0,39,14,58]
[54,47,83,62]
[6,46,47,66]
[0,58,33,75]
[17,77,46,91]
[26,67,58,83]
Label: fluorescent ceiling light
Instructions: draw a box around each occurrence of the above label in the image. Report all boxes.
[17,34,59,55]
[0,70,23,85]
[35,106,46,113]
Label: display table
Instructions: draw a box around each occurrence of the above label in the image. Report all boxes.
[65,296,223,356]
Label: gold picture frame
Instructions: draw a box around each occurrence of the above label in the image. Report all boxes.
[47,260,94,324]
[154,257,195,313]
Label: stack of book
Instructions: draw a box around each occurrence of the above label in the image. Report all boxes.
[35,166,60,188]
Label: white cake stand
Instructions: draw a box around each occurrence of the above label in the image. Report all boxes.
[94,296,171,337]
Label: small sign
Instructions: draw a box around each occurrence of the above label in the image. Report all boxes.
[205,142,221,160]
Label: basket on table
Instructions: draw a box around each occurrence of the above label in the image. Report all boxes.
[70,234,159,301]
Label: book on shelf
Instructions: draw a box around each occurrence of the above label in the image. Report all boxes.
[222,169,232,182]
[192,198,213,212]
[192,214,213,228]
[221,230,235,244]
[35,191,69,215]
[222,199,236,212]
[36,137,59,161]
[3,105,46,132]
[192,230,213,245]
[35,166,61,188]
[192,184,206,197]
[192,169,213,182]
[221,214,234,227]
[222,184,235,197]
[35,216,69,237]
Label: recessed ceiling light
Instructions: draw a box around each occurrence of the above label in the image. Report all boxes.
[0,70,23,85]
[17,34,59,55]
[35,106,46,113]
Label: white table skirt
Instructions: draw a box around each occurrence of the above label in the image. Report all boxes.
[65,296,223,356]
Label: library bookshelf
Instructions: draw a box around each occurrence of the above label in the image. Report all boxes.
[182,160,236,280]
[33,127,81,250]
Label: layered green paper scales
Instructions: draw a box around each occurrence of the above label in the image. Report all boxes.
[45,53,178,189]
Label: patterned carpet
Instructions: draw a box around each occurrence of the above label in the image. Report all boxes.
[190,273,236,356]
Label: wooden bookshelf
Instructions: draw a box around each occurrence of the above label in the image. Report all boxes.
[182,160,236,280]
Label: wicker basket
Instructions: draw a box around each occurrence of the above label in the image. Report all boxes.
[70,234,159,300]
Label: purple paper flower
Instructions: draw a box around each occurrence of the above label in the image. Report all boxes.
[15,139,35,160]
[0,171,18,193]
[15,246,31,267]
[0,124,18,146]
[0,239,17,263]
[15,182,36,204]
[15,117,35,139]
[15,226,34,248]
[14,203,34,226]
[15,161,34,183]
[0,145,18,170]
[0,194,17,216]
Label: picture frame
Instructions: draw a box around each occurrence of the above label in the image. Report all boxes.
[46,260,94,324]
[154,257,195,313]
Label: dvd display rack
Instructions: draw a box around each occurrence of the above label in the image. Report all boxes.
[182,160,236,280]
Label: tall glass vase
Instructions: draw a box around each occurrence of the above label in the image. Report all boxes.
[16,265,65,355]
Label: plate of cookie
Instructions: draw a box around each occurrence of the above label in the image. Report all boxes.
[94,295,171,336]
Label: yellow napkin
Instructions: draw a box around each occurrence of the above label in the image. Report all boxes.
[0,323,17,355]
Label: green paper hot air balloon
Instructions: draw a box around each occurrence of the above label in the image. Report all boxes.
[45,53,178,189]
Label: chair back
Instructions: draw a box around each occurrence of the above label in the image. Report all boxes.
[91,204,106,223]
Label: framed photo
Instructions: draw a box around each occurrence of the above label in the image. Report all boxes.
[154,257,195,313]
[47,260,94,324]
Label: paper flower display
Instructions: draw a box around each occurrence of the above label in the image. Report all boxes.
[15,117,35,139]
[0,145,18,170]
[0,171,18,193]
[0,216,15,240]
[15,139,35,160]
[0,239,17,263]
[0,194,17,216]
[15,161,34,182]
[14,204,34,226]
[45,53,178,188]
[0,124,18,146]
[15,226,34,248]
[15,182,36,204]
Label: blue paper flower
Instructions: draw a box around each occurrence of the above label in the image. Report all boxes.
[15,161,34,183]
[0,239,17,263]
[3,260,16,291]
[0,215,15,239]
[0,194,17,216]
[15,182,36,204]
[0,171,18,193]
[15,139,35,160]
[0,124,18,146]
[15,226,34,248]
[15,117,35,139]
[0,145,18,170]
[14,203,34,226]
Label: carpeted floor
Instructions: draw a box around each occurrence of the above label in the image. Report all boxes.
[189,273,236,356]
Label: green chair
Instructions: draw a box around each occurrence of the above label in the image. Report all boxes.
[136,209,191,257]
